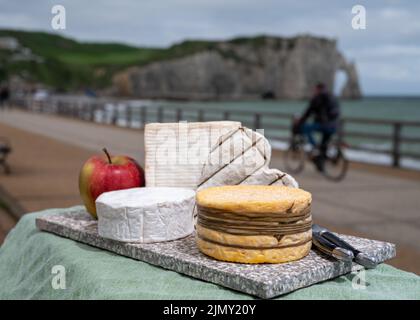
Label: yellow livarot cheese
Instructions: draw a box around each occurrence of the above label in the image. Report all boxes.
[196,185,312,215]
[197,237,312,264]
[196,225,312,248]
[196,185,312,264]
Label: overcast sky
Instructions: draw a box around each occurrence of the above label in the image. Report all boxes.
[1,0,419,95]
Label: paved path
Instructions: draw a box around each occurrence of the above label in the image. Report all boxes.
[1,109,419,273]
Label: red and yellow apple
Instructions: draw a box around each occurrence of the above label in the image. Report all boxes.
[79,148,145,218]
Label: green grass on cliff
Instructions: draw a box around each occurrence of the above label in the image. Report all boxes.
[0,29,304,91]
[0,30,158,66]
[0,30,223,90]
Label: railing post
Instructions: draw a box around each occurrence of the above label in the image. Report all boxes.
[253,113,261,130]
[56,101,61,115]
[78,101,83,119]
[79,102,84,119]
[89,102,95,122]
[223,111,230,120]
[157,106,164,122]
[69,102,74,118]
[176,108,182,122]
[61,101,66,116]
[288,116,294,141]
[63,102,68,117]
[72,101,79,119]
[81,102,86,120]
[198,109,204,122]
[30,98,34,112]
[73,102,78,118]
[111,104,118,125]
[141,106,147,128]
[101,103,106,123]
[84,101,93,121]
[126,105,132,127]
[392,123,402,168]
[51,99,57,114]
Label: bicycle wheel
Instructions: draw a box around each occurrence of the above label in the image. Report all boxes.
[284,140,305,174]
[323,145,348,182]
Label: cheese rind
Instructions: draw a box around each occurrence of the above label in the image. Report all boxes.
[196,185,312,215]
[96,187,195,243]
[198,127,298,190]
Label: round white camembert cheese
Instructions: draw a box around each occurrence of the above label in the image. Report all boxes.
[96,187,195,243]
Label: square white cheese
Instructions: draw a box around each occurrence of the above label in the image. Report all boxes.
[145,121,241,189]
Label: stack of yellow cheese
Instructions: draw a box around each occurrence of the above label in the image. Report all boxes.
[196,185,312,264]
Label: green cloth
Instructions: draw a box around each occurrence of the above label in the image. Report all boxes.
[0,207,419,300]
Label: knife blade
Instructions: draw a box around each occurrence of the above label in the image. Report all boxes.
[312,224,377,269]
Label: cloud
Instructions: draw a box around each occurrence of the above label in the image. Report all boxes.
[0,0,419,94]
[378,7,410,19]
[348,45,420,58]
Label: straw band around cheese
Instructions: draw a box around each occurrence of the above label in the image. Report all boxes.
[197,205,312,236]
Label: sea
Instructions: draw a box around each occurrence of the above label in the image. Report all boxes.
[105,96,420,170]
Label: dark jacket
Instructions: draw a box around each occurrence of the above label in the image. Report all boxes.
[300,92,340,126]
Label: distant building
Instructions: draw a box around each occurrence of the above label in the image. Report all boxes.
[0,37,20,51]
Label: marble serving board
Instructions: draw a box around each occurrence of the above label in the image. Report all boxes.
[36,208,396,299]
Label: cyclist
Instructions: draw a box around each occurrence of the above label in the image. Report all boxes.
[297,83,340,172]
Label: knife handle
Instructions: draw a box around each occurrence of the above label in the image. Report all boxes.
[332,247,355,262]
[312,237,354,262]
[321,231,359,253]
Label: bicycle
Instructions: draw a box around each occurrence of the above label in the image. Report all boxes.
[283,119,349,182]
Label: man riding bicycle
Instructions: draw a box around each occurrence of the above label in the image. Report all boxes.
[296,83,340,172]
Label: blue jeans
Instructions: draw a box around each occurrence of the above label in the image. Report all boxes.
[301,123,336,149]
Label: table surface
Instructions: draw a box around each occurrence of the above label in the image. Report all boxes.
[0,207,419,300]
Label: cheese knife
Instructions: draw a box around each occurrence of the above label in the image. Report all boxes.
[312,227,354,262]
[312,224,377,269]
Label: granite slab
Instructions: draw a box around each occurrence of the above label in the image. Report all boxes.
[36,208,396,299]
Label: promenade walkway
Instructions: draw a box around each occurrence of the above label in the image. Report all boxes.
[1,109,419,273]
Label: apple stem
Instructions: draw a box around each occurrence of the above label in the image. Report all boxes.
[102,148,112,164]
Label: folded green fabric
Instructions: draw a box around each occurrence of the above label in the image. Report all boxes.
[0,208,419,300]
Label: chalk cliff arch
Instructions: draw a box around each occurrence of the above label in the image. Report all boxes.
[113,35,362,100]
